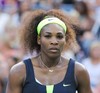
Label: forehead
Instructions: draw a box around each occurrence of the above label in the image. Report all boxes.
[41,24,65,34]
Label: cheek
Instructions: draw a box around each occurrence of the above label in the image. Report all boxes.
[40,39,49,49]
[60,40,66,50]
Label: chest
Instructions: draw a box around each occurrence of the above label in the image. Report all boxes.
[34,66,67,85]
[22,59,77,93]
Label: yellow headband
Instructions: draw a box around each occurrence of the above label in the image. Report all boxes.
[37,17,67,35]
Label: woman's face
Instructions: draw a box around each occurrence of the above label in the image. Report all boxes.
[38,24,66,58]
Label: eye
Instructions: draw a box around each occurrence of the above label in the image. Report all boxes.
[57,35,64,39]
[44,35,51,38]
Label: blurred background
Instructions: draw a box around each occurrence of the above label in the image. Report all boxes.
[0,0,100,93]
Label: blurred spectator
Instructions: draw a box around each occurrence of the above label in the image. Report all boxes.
[7,56,19,70]
[0,36,21,93]
[0,36,21,62]
[3,0,18,14]
[74,1,94,31]
[52,0,63,9]
[0,9,10,35]
[18,0,31,20]
[75,30,95,61]
[0,57,9,93]
[91,0,100,40]
[31,0,52,10]
[0,78,4,93]
[82,41,100,90]
[91,21,100,40]
[80,31,95,57]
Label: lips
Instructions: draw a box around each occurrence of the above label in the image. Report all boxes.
[49,48,59,52]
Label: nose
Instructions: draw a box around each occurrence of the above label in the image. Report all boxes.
[50,37,58,45]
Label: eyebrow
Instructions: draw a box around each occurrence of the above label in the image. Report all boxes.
[44,32,64,35]
[45,32,51,34]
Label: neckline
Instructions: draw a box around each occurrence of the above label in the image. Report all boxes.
[29,58,71,86]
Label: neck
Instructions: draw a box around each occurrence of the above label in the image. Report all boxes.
[39,53,61,68]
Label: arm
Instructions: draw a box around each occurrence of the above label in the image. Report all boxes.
[6,62,25,93]
[75,62,93,93]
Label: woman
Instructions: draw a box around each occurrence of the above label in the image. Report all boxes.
[6,9,92,93]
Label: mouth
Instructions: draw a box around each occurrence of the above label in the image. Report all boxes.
[49,48,59,52]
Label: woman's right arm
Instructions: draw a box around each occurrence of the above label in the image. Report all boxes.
[6,62,25,93]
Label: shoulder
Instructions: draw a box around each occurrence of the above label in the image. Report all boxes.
[75,61,91,87]
[75,61,88,75]
[68,59,89,78]
[8,61,26,85]
[74,62,92,93]
[10,61,25,74]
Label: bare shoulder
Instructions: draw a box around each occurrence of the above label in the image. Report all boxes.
[75,62,87,74]
[8,61,26,85]
[75,61,89,81]
[6,61,26,93]
[10,61,25,76]
[75,62,92,93]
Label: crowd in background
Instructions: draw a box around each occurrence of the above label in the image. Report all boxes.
[0,0,100,93]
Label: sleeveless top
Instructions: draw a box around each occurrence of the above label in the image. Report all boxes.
[22,58,77,93]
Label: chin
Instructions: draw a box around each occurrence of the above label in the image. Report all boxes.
[48,53,60,58]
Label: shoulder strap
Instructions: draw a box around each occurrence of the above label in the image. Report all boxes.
[23,59,35,82]
[64,59,75,83]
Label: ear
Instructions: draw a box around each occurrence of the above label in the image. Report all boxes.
[37,36,41,45]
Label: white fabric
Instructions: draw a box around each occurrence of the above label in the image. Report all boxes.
[35,78,43,85]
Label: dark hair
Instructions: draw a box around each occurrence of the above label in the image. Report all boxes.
[20,9,78,54]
